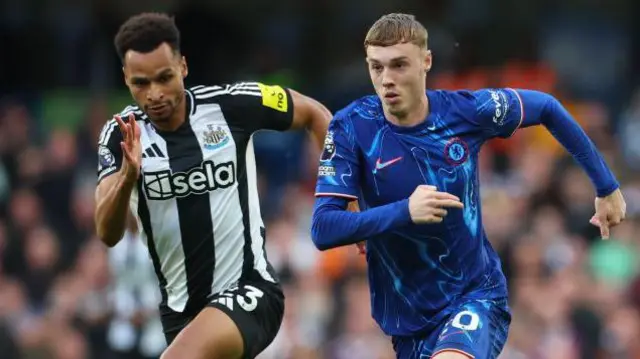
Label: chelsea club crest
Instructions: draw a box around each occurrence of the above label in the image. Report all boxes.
[203,125,230,150]
[444,137,469,166]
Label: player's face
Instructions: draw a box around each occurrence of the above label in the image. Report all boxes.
[123,42,188,123]
[366,43,431,119]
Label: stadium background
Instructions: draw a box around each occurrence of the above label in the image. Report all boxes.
[1,0,640,358]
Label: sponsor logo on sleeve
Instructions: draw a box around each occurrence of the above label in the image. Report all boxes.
[488,89,510,126]
[257,83,288,112]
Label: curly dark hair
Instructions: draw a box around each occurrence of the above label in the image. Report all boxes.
[114,12,181,62]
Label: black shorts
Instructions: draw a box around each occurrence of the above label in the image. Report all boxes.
[160,279,285,359]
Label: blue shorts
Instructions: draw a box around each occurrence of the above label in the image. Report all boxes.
[392,299,511,359]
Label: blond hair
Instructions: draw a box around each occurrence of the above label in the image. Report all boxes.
[364,13,428,50]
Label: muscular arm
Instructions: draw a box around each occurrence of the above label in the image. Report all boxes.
[94,114,141,247]
[94,172,137,247]
[288,89,332,150]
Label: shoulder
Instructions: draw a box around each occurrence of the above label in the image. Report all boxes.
[334,94,381,123]
[117,104,146,119]
[188,81,293,115]
[100,104,146,130]
[97,104,146,146]
[433,88,520,113]
[426,88,494,124]
[187,81,278,104]
[428,89,475,109]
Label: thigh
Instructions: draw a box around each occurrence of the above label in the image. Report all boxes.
[160,280,284,359]
[392,335,439,359]
[160,309,193,346]
[433,300,511,359]
[161,305,244,359]
[207,280,285,359]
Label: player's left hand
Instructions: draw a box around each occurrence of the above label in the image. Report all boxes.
[591,188,626,240]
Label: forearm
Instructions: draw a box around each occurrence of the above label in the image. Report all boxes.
[300,95,332,150]
[95,171,136,247]
[519,90,619,196]
[311,197,412,250]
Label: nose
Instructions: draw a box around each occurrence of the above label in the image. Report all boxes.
[147,83,165,102]
[381,68,395,88]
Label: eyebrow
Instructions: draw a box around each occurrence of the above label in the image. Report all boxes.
[368,56,410,64]
[130,68,173,82]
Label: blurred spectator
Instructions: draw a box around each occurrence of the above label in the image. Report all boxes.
[0,3,639,359]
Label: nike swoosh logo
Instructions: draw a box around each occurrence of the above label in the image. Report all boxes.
[375,156,403,170]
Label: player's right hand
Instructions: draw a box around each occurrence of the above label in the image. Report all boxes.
[115,113,142,182]
[408,185,464,224]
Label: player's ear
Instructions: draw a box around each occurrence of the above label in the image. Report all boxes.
[424,49,432,73]
[180,56,188,78]
[122,66,129,84]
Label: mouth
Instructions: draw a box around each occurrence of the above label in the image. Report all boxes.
[147,103,169,115]
[384,92,400,103]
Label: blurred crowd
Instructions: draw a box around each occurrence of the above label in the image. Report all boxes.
[1,1,640,359]
[0,63,639,359]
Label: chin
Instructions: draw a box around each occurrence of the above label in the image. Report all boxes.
[148,114,171,123]
[385,104,407,117]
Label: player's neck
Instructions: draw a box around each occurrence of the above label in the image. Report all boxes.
[385,94,429,127]
[153,93,188,132]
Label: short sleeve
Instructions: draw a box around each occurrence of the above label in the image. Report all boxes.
[472,88,524,138]
[314,114,360,200]
[207,82,294,133]
[96,119,123,183]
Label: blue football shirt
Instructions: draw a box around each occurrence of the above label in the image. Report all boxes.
[315,88,524,336]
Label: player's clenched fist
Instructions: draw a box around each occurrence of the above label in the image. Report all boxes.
[408,185,464,224]
[115,113,142,182]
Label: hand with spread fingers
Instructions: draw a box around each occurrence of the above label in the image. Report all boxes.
[115,113,142,182]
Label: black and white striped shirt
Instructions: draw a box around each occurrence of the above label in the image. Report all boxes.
[96,82,293,314]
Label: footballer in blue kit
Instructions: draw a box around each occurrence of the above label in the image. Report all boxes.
[310,13,627,359]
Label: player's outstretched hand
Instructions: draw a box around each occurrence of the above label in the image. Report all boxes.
[408,185,464,224]
[590,188,626,240]
[115,113,142,182]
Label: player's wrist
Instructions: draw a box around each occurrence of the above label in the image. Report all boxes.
[596,183,620,198]
[118,166,138,187]
[398,198,414,225]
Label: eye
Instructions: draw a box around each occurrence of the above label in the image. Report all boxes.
[370,64,383,73]
[132,80,149,88]
[158,74,173,83]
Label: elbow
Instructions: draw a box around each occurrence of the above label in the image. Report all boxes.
[310,224,328,251]
[310,214,334,251]
[538,91,563,122]
[295,92,331,132]
[96,232,118,248]
[95,217,121,248]
[103,239,119,248]
[96,227,119,248]
[313,240,332,252]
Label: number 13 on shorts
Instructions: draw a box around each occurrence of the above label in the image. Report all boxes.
[210,284,265,312]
